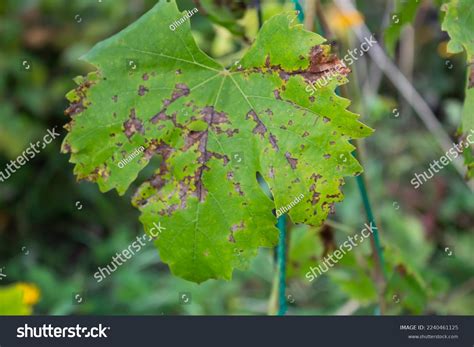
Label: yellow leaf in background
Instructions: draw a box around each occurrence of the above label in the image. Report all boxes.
[16,282,41,305]
[0,282,40,315]
[326,6,364,35]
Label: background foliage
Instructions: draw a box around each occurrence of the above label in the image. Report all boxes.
[0,0,472,315]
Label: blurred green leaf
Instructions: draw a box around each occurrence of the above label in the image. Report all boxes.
[287,224,323,278]
[384,0,422,57]
[441,0,474,178]
[0,104,40,158]
[195,0,250,36]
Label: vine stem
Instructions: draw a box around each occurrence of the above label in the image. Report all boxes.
[314,1,387,314]
[291,0,305,22]
[354,148,388,314]
[344,54,388,314]
[304,0,316,31]
[277,215,288,315]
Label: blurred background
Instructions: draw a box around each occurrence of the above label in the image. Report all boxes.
[0,0,472,315]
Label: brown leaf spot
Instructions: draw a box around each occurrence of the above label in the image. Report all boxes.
[225,128,239,137]
[210,151,229,165]
[234,182,244,196]
[163,83,190,106]
[469,63,474,88]
[172,83,190,100]
[124,109,144,139]
[231,221,245,232]
[183,131,206,151]
[273,89,282,100]
[151,111,168,124]
[269,166,275,179]
[62,143,71,153]
[269,133,279,151]
[201,106,229,125]
[279,70,290,81]
[65,78,97,117]
[265,108,273,116]
[265,55,271,68]
[246,110,267,137]
[138,85,149,96]
[285,152,298,169]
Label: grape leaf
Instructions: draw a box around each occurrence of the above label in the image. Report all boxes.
[441,0,474,178]
[62,0,372,283]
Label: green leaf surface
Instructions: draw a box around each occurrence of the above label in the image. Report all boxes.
[441,0,474,178]
[62,0,372,283]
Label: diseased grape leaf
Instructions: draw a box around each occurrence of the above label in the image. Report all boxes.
[62,0,372,283]
[441,0,474,178]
